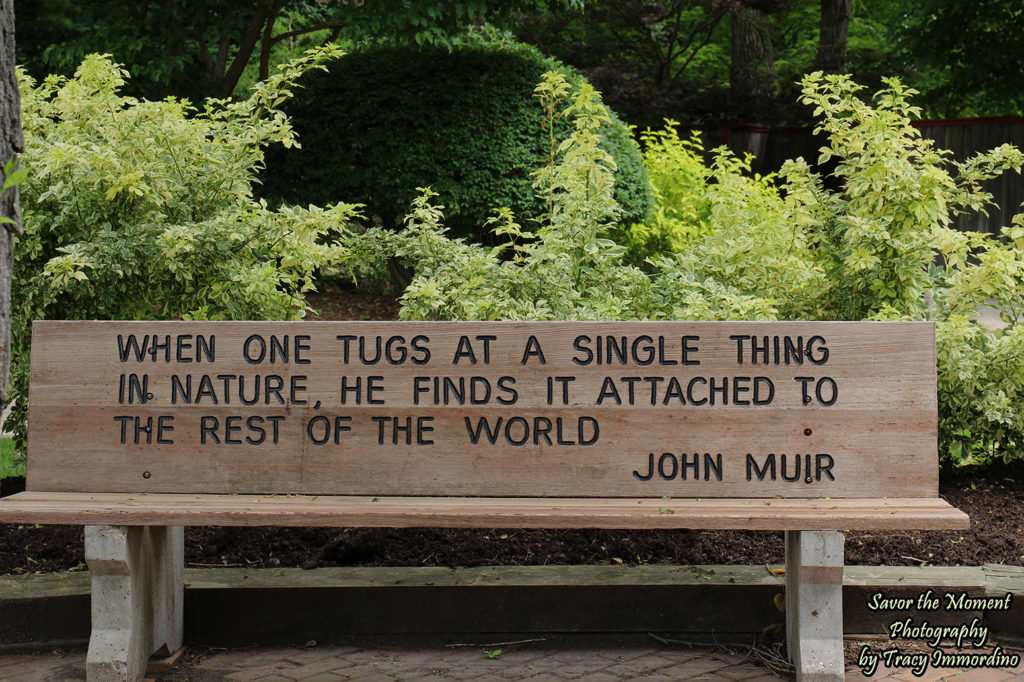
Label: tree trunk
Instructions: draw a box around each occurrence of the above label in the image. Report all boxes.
[730,5,778,99]
[815,0,852,73]
[0,0,23,410]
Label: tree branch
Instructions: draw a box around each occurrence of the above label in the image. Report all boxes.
[215,35,231,81]
[268,21,345,48]
[220,0,282,97]
[196,32,215,76]
[666,8,723,64]
[671,10,726,82]
[259,5,276,82]
[662,0,687,67]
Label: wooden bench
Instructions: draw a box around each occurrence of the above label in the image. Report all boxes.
[0,320,968,681]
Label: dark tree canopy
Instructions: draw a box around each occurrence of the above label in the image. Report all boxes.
[898,0,1024,116]
[16,0,578,100]
[18,0,1024,122]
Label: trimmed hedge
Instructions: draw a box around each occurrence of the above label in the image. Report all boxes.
[259,41,651,240]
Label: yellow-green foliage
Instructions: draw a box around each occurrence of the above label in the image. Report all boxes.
[354,72,1024,466]
[4,48,360,461]
[656,150,830,320]
[621,125,829,319]
[932,218,1024,465]
[618,124,713,263]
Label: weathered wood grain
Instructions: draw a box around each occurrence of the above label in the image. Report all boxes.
[27,320,938,498]
[0,492,969,530]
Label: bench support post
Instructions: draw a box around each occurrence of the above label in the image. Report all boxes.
[785,530,844,681]
[85,525,184,682]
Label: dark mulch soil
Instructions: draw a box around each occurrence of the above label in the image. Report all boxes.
[305,287,402,321]
[3,288,1022,575]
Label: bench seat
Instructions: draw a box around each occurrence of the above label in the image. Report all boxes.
[0,492,969,530]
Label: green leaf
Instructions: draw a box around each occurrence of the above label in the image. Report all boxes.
[2,166,28,191]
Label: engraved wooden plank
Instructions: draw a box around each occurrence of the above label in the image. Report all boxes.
[26,320,937,498]
[0,492,969,530]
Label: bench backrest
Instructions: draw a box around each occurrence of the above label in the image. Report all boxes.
[27,320,938,498]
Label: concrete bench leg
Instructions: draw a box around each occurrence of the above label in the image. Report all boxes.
[85,525,184,682]
[785,530,844,682]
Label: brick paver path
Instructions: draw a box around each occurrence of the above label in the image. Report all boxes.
[0,641,1020,680]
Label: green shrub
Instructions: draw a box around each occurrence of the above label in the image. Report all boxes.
[932,220,1024,465]
[616,124,714,265]
[4,48,360,462]
[349,72,1024,467]
[1,437,22,479]
[258,40,651,242]
[344,71,780,323]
